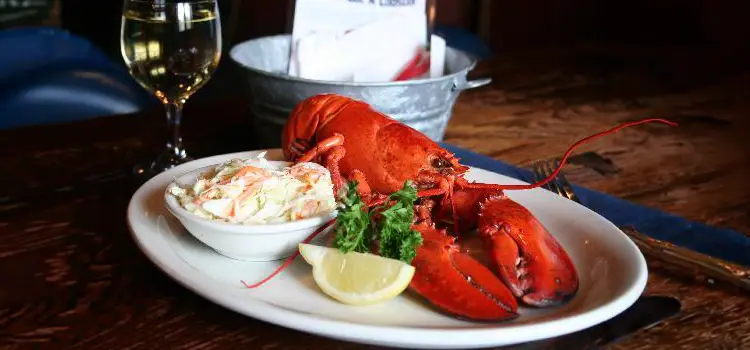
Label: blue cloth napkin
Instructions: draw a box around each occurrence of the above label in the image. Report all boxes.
[441,143,750,267]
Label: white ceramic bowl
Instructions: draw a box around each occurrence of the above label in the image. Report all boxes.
[163,162,338,262]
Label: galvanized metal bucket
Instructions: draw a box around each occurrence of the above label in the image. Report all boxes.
[229,34,491,148]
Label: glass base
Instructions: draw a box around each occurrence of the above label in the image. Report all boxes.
[133,151,194,179]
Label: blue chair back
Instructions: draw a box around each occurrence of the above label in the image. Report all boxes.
[0,27,158,130]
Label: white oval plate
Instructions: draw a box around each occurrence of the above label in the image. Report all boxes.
[127,149,647,349]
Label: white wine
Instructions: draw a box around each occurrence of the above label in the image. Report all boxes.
[121,1,221,104]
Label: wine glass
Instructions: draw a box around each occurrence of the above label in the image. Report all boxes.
[120,0,222,177]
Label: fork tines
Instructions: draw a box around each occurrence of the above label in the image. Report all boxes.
[531,159,580,203]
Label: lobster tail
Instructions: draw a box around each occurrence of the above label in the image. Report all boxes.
[282,94,358,161]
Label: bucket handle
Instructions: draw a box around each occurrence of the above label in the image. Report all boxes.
[452,77,492,92]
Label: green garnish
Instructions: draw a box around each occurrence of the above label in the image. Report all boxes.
[332,181,371,254]
[372,181,423,264]
[332,180,423,264]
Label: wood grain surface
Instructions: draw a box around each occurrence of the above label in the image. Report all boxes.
[1,45,749,349]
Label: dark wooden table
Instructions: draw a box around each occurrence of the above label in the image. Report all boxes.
[2,45,749,349]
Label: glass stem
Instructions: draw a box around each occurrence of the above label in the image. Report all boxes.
[165,102,186,158]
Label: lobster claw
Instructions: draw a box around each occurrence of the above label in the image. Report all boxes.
[409,222,519,321]
[478,196,579,307]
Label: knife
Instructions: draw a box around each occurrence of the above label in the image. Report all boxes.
[504,296,681,349]
[621,227,750,292]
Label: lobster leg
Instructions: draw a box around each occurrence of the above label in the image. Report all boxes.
[409,222,519,321]
[322,145,347,195]
[429,187,502,233]
[478,195,578,307]
[346,169,382,201]
[295,136,378,201]
[294,133,345,162]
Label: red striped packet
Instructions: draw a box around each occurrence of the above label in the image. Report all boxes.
[393,48,431,81]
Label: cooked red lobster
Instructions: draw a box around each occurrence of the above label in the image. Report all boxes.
[278,94,675,321]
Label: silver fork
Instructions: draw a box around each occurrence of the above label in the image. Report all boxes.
[531,159,750,292]
[531,159,581,203]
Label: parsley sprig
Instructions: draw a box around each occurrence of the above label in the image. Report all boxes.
[371,182,423,263]
[332,181,371,254]
[332,181,423,264]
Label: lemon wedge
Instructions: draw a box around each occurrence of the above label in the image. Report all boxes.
[298,243,415,305]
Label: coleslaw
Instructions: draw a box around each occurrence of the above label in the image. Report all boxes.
[168,152,336,224]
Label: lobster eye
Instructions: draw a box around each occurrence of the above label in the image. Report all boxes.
[431,157,450,169]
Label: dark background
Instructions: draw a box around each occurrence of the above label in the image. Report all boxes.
[5,0,750,102]
[55,1,750,55]
[54,1,750,55]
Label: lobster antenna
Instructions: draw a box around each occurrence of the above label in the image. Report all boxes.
[460,118,678,191]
